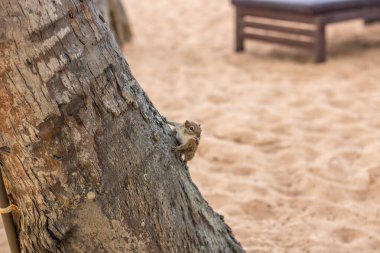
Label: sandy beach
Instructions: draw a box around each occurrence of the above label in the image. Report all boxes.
[2,0,380,252]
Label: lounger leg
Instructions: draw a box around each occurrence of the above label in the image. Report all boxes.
[364,16,380,25]
[235,9,244,52]
[315,21,326,63]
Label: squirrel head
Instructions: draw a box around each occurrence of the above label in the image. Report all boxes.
[184,120,202,139]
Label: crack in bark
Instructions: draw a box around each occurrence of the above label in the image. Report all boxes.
[14,65,44,114]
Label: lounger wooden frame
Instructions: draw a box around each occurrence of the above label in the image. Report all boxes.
[234,5,380,62]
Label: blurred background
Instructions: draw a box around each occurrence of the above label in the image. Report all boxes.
[2,1,380,252]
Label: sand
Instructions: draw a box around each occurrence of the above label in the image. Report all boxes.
[2,1,380,252]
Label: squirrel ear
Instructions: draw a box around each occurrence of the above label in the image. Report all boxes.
[185,120,190,125]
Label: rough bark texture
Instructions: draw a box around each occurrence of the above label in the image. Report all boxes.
[94,0,132,46]
[0,0,245,252]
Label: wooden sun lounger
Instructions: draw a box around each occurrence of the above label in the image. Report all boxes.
[232,0,380,62]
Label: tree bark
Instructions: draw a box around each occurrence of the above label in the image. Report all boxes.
[94,0,132,46]
[0,1,245,252]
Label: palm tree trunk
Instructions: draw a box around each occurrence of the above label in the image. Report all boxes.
[0,0,245,252]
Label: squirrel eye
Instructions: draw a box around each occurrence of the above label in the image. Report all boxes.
[190,126,194,131]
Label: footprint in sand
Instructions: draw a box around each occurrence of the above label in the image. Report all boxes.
[242,199,275,220]
[331,227,363,244]
[232,164,255,176]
